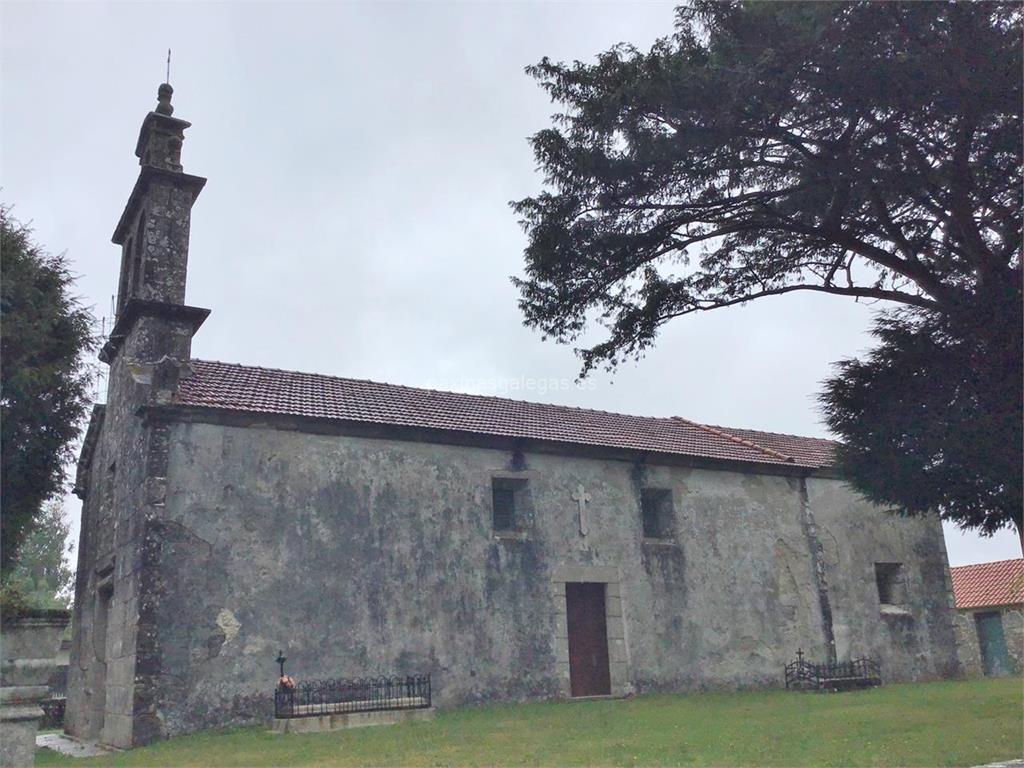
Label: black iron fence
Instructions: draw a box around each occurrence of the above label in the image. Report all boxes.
[40,697,66,729]
[274,675,432,719]
[785,650,882,692]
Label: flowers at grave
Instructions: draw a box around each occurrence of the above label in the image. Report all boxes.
[278,675,296,690]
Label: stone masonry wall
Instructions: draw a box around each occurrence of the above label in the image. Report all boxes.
[144,420,958,738]
[67,226,202,749]
[68,94,204,749]
[66,351,149,748]
[954,606,1023,676]
[805,480,960,680]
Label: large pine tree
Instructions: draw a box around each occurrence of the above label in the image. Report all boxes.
[1,208,94,574]
[514,2,1022,541]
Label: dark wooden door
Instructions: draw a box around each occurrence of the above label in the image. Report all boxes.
[566,582,611,697]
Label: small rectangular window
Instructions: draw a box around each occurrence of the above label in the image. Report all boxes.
[492,486,516,531]
[641,488,674,540]
[875,562,904,605]
[491,477,529,532]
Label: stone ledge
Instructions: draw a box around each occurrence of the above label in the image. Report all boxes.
[880,605,915,619]
[0,702,45,723]
[1,659,59,687]
[642,538,679,549]
[36,732,113,758]
[0,686,49,705]
[492,530,530,542]
[271,707,435,734]
[551,565,620,583]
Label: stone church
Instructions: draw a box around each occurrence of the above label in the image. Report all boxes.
[67,85,960,748]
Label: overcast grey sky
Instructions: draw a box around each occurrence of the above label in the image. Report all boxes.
[2,1,1019,567]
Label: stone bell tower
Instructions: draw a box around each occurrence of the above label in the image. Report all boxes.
[100,81,209,383]
[66,83,211,749]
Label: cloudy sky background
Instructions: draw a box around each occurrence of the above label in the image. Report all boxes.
[2,1,1019,567]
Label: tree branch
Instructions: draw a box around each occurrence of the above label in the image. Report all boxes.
[661,282,940,321]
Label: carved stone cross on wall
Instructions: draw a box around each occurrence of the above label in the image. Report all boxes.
[571,484,592,537]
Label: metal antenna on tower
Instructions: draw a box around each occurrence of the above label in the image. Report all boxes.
[92,316,105,402]
[92,294,116,403]
[166,49,172,84]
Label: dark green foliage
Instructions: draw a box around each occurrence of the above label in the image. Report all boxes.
[821,302,1022,542]
[7,498,74,609]
[515,1,1022,538]
[515,1,1021,369]
[1,208,94,573]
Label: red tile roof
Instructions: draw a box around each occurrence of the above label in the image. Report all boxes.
[706,426,838,468]
[175,359,837,470]
[950,559,1024,610]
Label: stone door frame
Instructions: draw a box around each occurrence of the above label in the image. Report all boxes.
[551,565,630,697]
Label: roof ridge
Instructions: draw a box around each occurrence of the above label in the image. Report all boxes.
[707,423,838,444]
[672,417,795,463]
[950,558,1024,570]
[190,359,688,424]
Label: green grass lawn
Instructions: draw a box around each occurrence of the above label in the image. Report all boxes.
[37,678,1023,767]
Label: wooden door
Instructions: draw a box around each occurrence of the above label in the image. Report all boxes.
[975,611,1012,676]
[566,582,611,697]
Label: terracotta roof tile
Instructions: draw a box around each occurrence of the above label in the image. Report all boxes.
[175,360,837,470]
[950,559,1024,609]
[706,425,837,468]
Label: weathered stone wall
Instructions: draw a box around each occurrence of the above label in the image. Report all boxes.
[67,225,204,750]
[954,611,984,676]
[805,479,960,680]
[953,606,1023,676]
[993,607,1022,672]
[143,420,958,738]
[67,94,206,748]
[117,176,196,312]
[66,349,150,748]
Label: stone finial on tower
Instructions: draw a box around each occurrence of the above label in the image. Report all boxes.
[133,82,191,173]
[155,82,174,116]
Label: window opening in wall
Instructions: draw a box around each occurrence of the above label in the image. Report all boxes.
[131,213,146,295]
[640,488,674,540]
[491,477,529,532]
[116,241,131,314]
[874,562,904,605]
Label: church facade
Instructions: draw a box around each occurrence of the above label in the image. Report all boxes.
[67,86,960,749]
